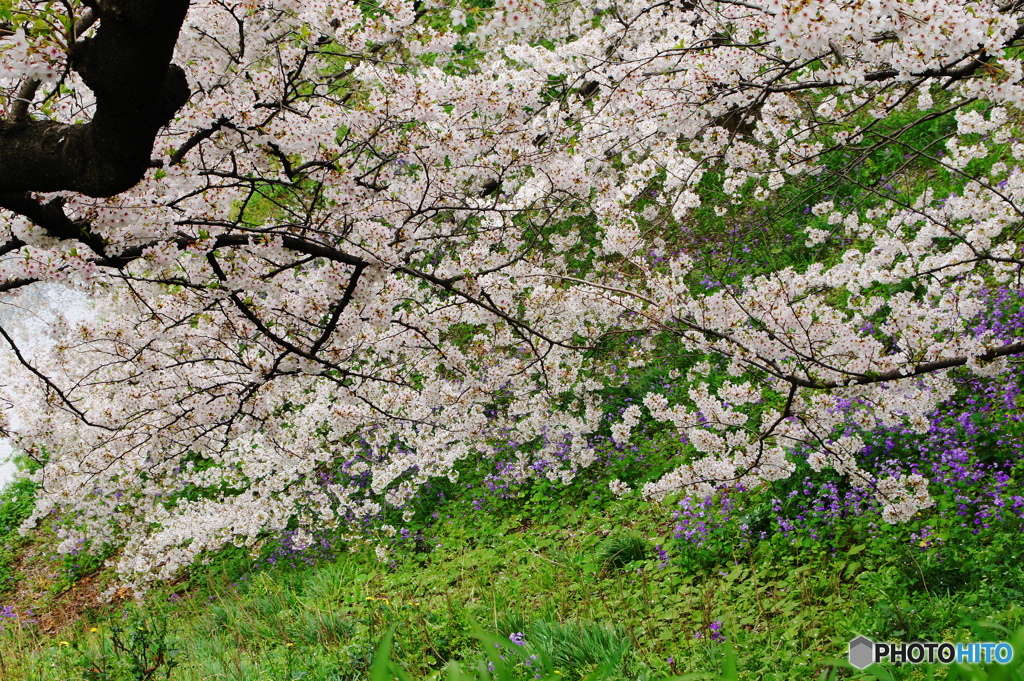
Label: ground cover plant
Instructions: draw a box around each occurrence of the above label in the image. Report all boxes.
[0,476,36,594]
[2,435,1024,680]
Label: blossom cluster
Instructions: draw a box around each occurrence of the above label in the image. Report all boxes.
[0,0,1022,590]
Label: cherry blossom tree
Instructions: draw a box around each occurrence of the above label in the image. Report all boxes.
[0,0,1022,589]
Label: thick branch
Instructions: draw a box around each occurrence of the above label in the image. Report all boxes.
[0,0,190,197]
[97,233,368,269]
[0,193,108,256]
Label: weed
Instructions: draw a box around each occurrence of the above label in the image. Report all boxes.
[597,533,649,570]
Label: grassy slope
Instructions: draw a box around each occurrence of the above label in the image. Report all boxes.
[1,484,1023,680]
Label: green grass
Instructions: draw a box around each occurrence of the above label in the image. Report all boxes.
[596,532,650,571]
[0,476,36,593]
[1,486,1023,680]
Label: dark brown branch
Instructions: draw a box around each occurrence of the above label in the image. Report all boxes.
[97,233,368,269]
[787,342,1024,390]
[743,25,1024,94]
[0,278,38,293]
[310,262,365,354]
[0,193,108,256]
[169,117,233,166]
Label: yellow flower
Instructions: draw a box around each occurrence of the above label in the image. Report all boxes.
[59,641,69,647]
[90,627,98,633]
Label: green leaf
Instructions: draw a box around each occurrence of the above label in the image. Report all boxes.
[369,626,395,681]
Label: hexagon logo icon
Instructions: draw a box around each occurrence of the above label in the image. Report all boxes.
[849,636,875,670]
